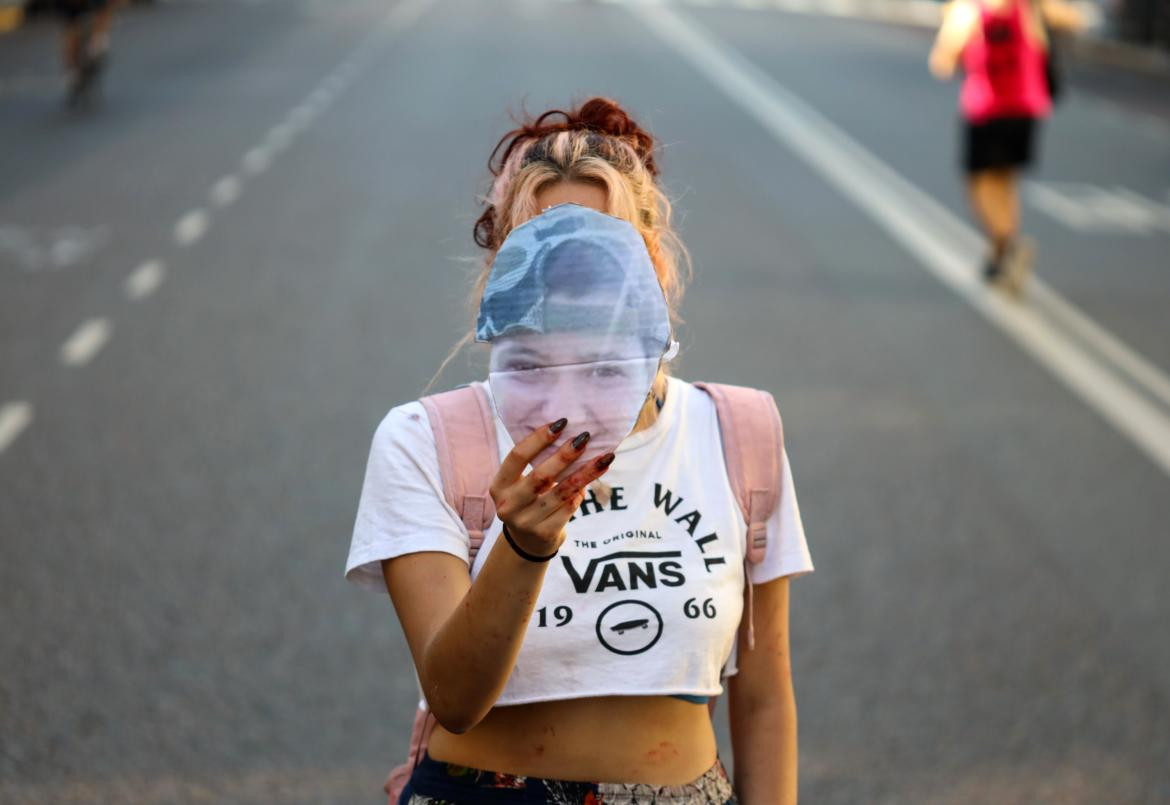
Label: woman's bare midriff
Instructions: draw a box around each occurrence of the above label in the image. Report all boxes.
[426,695,718,785]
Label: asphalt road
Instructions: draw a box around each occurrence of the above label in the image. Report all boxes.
[2,0,1169,802]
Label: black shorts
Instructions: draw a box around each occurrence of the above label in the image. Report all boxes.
[56,0,110,22]
[963,116,1039,174]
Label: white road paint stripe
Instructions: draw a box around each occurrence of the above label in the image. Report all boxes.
[384,0,436,32]
[287,104,316,132]
[242,146,271,175]
[210,174,243,208]
[174,209,209,246]
[634,3,1170,477]
[308,87,332,110]
[60,318,111,367]
[0,0,441,459]
[1028,281,1170,411]
[0,401,34,455]
[124,259,166,301]
[266,122,295,152]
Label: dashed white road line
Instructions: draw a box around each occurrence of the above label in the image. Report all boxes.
[266,122,295,152]
[125,259,167,301]
[2,0,442,462]
[60,318,111,367]
[307,87,333,109]
[242,146,272,176]
[210,175,243,208]
[174,209,210,246]
[634,2,1170,477]
[0,401,34,455]
[287,103,316,132]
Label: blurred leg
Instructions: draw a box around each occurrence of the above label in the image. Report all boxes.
[968,169,1017,260]
[1001,168,1020,242]
[86,0,121,58]
[61,24,83,73]
[968,171,1002,259]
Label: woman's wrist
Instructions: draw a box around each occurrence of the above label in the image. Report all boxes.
[502,523,559,562]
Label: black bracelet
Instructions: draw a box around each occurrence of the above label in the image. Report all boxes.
[501,524,558,563]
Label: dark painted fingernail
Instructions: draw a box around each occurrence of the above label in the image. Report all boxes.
[549,418,568,435]
[596,452,615,469]
[571,431,591,450]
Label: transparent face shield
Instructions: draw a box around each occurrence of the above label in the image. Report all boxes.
[476,203,676,475]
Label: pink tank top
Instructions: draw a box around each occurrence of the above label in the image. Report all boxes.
[960,0,1051,123]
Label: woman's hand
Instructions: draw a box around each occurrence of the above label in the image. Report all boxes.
[490,418,615,558]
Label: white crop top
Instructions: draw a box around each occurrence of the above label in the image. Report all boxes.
[345,377,813,706]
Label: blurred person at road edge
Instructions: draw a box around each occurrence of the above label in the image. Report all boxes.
[56,0,121,105]
[929,0,1084,293]
[345,98,813,804]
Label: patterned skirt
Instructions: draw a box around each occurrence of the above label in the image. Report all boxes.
[400,753,737,804]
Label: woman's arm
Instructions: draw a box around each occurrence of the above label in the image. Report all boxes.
[383,423,612,734]
[1041,0,1087,34]
[727,577,796,805]
[930,0,979,79]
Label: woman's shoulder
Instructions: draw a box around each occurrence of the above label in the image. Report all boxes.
[665,375,710,407]
[369,381,494,453]
[371,398,431,444]
[671,377,780,407]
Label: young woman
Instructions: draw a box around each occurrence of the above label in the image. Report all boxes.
[930,0,1084,292]
[346,98,813,804]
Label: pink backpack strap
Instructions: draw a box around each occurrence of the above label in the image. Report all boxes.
[419,385,499,563]
[383,706,437,803]
[694,382,784,650]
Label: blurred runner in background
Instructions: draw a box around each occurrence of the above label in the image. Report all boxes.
[56,0,122,106]
[930,0,1084,294]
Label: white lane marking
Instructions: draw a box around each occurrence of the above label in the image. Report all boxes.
[242,146,272,176]
[174,209,209,246]
[633,3,1170,477]
[1028,279,1170,412]
[384,0,436,33]
[1113,186,1170,233]
[124,259,166,301]
[287,103,316,132]
[210,174,243,208]
[60,318,111,367]
[307,87,332,110]
[0,401,34,455]
[266,122,295,152]
[0,224,110,273]
[1026,182,1170,234]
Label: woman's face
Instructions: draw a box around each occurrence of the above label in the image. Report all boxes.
[489,331,660,473]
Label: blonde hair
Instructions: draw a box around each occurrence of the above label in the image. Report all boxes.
[430,98,689,389]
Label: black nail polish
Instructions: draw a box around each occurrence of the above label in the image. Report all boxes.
[596,452,615,469]
[572,431,591,450]
[549,418,568,435]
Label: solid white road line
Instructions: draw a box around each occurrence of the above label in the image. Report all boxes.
[633,3,1170,477]
[125,259,167,301]
[0,401,33,455]
[174,209,210,246]
[60,318,111,367]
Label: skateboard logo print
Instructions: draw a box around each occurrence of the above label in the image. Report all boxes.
[595,599,663,656]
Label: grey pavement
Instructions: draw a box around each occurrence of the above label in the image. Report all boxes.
[1,0,1169,802]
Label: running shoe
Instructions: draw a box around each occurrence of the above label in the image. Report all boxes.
[1001,236,1035,297]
